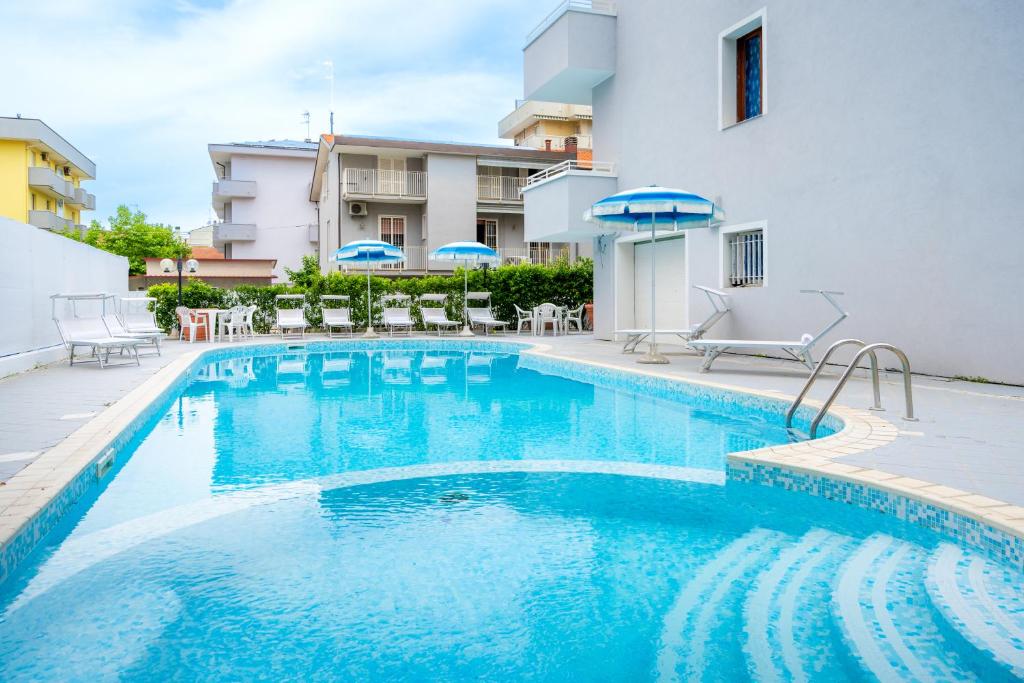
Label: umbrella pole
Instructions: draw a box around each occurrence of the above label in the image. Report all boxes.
[458,262,475,336]
[638,210,669,364]
[363,260,379,338]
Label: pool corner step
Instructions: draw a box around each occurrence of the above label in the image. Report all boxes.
[742,529,854,681]
[833,533,980,681]
[926,543,1024,680]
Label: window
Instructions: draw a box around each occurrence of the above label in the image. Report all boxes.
[224,243,233,259]
[736,28,762,121]
[529,242,551,264]
[476,218,498,249]
[380,215,406,248]
[725,229,764,287]
[719,9,766,129]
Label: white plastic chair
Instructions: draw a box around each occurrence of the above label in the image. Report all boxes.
[176,306,209,343]
[242,305,258,338]
[563,304,585,334]
[535,303,560,336]
[219,305,248,342]
[514,305,533,335]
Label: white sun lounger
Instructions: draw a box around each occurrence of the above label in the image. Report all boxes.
[102,314,162,356]
[688,290,848,373]
[466,292,507,335]
[383,295,415,336]
[419,294,461,336]
[56,317,142,368]
[275,295,308,339]
[617,285,730,353]
[321,295,354,338]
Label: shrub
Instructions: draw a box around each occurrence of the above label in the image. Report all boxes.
[148,259,593,333]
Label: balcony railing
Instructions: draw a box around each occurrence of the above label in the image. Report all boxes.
[523,159,615,189]
[519,134,592,152]
[343,168,427,200]
[525,0,616,46]
[477,176,527,203]
[497,246,571,265]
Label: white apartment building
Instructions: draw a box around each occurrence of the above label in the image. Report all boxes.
[519,0,1024,384]
[310,135,584,273]
[208,140,318,281]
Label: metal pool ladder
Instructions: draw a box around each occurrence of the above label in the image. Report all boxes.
[786,339,917,438]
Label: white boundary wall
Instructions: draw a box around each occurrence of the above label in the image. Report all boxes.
[0,217,128,377]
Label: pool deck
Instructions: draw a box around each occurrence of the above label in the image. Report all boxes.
[1,333,1022,519]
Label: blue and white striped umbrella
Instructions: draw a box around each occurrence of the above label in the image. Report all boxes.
[332,240,405,338]
[430,241,500,264]
[332,239,406,265]
[430,241,499,336]
[583,186,724,227]
[585,186,724,364]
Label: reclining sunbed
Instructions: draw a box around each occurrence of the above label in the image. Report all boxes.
[617,285,730,353]
[687,290,848,373]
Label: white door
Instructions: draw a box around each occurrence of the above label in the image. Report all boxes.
[377,158,406,195]
[633,236,686,343]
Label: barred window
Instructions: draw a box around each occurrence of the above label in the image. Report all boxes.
[727,229,764,287]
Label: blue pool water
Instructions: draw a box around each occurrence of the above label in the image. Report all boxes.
[1,347,1022,681]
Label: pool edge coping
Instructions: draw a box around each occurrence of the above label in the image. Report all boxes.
[1,337,1022,573]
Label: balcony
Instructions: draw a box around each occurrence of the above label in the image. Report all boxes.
[28,210,73,232]
[521,159,618,242]
[213,179,257,200]
[523,0,616,105]
[498,100,592,139]
[477,176,527,204]
[68,186,96,210]
[212,223,257,245]
[342,168,427,203]
[28,167,74,200]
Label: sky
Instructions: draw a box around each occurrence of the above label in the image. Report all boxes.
[2,0,554,231]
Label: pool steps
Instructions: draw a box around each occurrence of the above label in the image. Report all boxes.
[658,529,1024,681]
[926,544,1024,679]
[742,530,854,682]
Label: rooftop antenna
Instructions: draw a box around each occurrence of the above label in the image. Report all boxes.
[301,110,311,142]
[324,60,335,135]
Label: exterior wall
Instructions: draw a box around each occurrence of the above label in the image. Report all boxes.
[225,154,317,281]
[424,153,478,267]
[576,0,1024,383]
[0,217,128,377]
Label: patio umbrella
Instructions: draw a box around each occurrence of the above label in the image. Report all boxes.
[585,186,724,364]
[332,240,405,338]
[429,241,500,337]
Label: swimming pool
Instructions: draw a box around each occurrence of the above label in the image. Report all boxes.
[0,343,1021,680]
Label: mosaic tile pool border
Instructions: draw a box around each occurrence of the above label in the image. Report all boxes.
[728,458,1024,571]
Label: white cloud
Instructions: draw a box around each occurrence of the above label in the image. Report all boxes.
[1,0,543,228]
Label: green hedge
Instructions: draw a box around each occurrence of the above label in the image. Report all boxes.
[147,258,593,333]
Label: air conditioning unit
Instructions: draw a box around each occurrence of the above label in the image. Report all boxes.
[348,202,368,216]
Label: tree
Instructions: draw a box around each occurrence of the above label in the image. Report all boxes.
[59,204,188,275]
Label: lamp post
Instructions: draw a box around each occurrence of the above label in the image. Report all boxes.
[160,248,199,307]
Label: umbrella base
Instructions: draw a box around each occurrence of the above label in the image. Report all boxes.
[362,327,380,339]
[457,326,476,337]
[636,351,670,365]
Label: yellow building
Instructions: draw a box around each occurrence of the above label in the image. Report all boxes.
[0,117,96,233]
[498,100,593,155]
